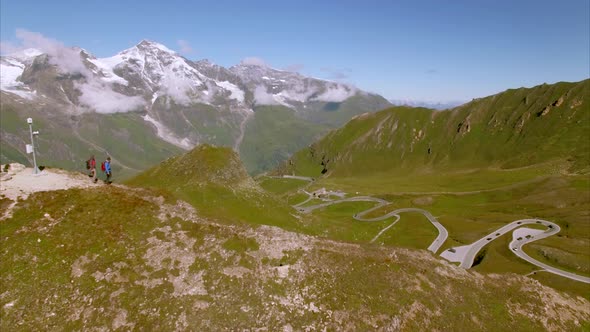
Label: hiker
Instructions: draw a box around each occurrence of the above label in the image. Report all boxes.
[103,157,112,184]
[87,155,97,183]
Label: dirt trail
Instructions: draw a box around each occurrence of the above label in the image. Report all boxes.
[0,163,102,219]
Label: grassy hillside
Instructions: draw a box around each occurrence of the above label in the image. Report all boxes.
[0,101,183,179]
[126,144,298,229]
[239,106,328,173]
[300,93,393,127]
[270,80,590,297]
[280,80,589,177]
[240,95,391,174]
[1,89,390,178]
[151,100,242,147]
[2,182,589,330]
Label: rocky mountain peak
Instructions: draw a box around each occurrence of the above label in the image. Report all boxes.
[135,39,176,54]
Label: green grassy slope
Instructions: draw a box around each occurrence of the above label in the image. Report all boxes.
[0,102,183,179]
[300,94,393,127]
[76,112,184,177]
[239,106,328,173]
[2,185,589,330]
[271,80,590,297]
[126,144,298,229]
[281,80,589,177]
[151,100,241,147]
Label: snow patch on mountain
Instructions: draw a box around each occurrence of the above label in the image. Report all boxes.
[142,114,193,149]
[0,58,35,99]
[158,59,205,105]
[87,56,128,85]
[1,59,25,88]
[149,41,175,54]
[0,49,43,99]
[216,81,245,102]
[9,48,43,61]
[105,41,207,105]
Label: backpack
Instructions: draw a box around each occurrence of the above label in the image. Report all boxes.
[101,162,106,172]
[86,159,91,170]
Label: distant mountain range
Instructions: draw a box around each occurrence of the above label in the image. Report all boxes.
[388,99,466,110]
[0,40,390,174]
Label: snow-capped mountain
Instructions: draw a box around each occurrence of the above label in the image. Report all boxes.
[0,40,390,174]
[0,48,42,99]
[229,63,358,107]
[87,41,246,107]
[2,40,380,112]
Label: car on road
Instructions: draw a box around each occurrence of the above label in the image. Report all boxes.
[487,238,492,241]
[517,221,522,224]
[495,233,500,236]
[512,248,518,251]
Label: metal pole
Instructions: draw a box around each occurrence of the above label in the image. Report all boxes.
[28,120,39,174]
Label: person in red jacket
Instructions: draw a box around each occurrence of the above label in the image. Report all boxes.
[87,155,97,183]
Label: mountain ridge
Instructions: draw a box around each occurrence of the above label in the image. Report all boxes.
[279,79,589,177]
[0,39,390,175]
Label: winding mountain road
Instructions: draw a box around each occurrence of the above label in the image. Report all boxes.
[270,175,589,283]
[296,194,448,253]
[441,219,590,283]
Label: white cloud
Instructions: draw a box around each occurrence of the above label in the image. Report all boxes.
[177,39,193,54]
[76,80,145,114]
[13,29,91,76]
[241,57,268,67]
[159,72,205,106]
[3,29,147,113]
[253,86,278,105]
[314,84,357,102]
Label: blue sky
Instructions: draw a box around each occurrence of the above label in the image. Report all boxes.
[1,0,588,102]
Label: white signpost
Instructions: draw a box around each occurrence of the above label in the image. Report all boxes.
[26,117,40,174]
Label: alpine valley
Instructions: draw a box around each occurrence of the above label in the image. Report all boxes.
[2,41,590,330]
[0,40,390,176]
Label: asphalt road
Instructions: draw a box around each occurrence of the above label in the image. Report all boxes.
[509,223,590,283]
[280,177,588,283]
[297,195,448,253]
[440,219,590,283]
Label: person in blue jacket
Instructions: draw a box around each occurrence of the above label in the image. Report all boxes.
[103,157,112,184]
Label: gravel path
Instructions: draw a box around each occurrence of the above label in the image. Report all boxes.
[0,163,103,219]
